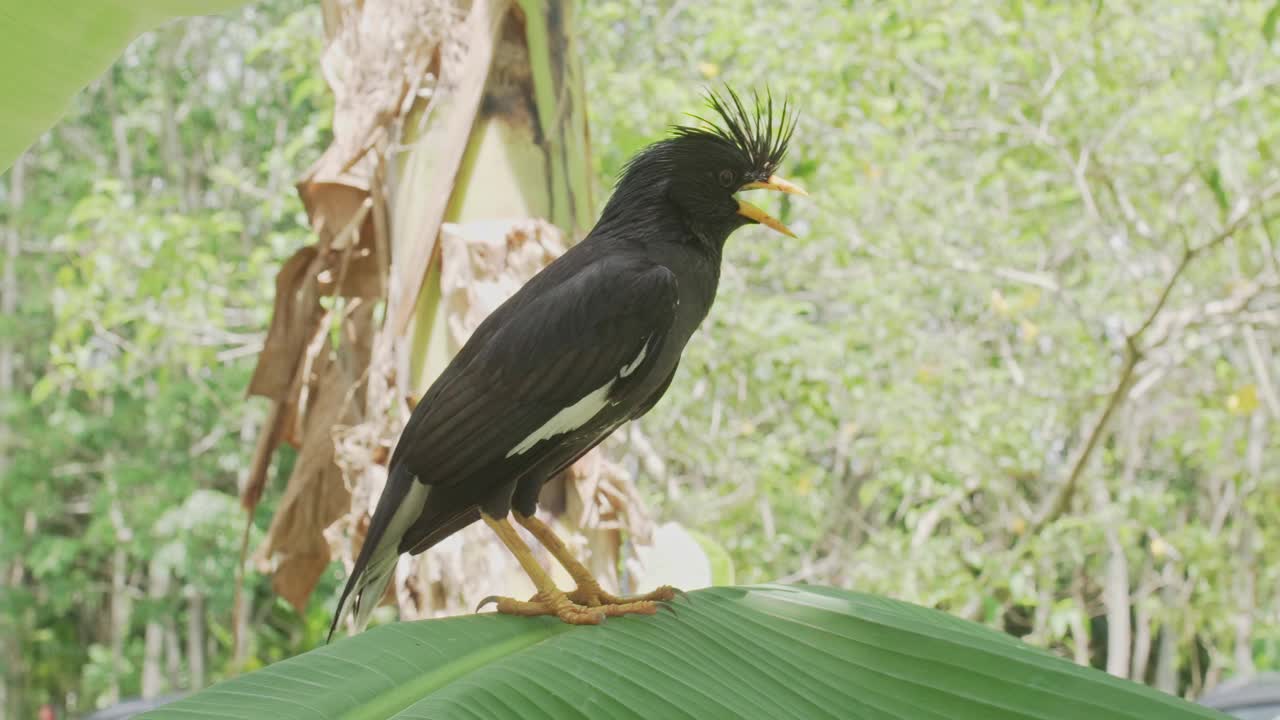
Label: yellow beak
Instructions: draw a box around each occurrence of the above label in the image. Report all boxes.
[740,175,808,196]
[736,174,807,238]
[736,198,796,238]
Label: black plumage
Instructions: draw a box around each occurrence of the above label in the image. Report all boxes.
[330,88,803,637]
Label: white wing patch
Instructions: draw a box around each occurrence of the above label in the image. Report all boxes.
[505,340,652,458]
[619,339,650,378]
[507,380,614,457]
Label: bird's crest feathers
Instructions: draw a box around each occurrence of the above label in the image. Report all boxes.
[670,86,797,177]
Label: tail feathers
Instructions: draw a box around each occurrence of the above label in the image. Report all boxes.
[327,552,396,642]
[327,464,428,642]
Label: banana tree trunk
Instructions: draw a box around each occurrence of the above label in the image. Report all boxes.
[243,0,656,626]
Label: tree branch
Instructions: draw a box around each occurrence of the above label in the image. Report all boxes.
[1029,181,1280,533]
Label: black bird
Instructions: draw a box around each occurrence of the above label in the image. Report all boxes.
[330,88,804,636]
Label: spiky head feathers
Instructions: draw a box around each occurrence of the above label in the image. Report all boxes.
[670,87,796,181]
[601,86,800,246]
[615,87,797,190]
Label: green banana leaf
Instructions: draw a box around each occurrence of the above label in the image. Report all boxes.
[0,0,248,173]
[140,585,1227,720]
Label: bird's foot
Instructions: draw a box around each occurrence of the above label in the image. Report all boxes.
[478,591,604,625]
[567,582,683,617]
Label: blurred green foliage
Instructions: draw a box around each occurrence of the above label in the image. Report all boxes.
[0,2,332,714]
[2,0,1279,716]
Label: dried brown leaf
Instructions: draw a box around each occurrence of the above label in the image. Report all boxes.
[440,218,564,349]
[256,306,376,612]
[247,246,326,400]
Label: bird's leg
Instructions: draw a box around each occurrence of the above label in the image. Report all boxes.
[513,512,680,614]
[481,514,604,625]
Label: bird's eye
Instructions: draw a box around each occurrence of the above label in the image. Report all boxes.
[718,169,736,188]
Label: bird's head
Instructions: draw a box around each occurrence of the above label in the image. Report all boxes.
[604,88,805,246]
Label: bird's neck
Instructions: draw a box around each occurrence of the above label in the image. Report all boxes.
[597,178,669,227]
[596,184,729,259]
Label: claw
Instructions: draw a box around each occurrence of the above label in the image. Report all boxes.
[475,596,499,613]
[670,587,689,600]
[658,600,678,617]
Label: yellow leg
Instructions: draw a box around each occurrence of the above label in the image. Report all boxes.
[481,514,603,625]
[513,512,679,616]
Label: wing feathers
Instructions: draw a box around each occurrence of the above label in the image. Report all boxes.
[398,260,678,487]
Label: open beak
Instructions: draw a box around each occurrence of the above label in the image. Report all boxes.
[741,175,808,196]
[736,175,807,238]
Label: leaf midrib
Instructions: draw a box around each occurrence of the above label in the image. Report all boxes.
[338,620,574,720]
